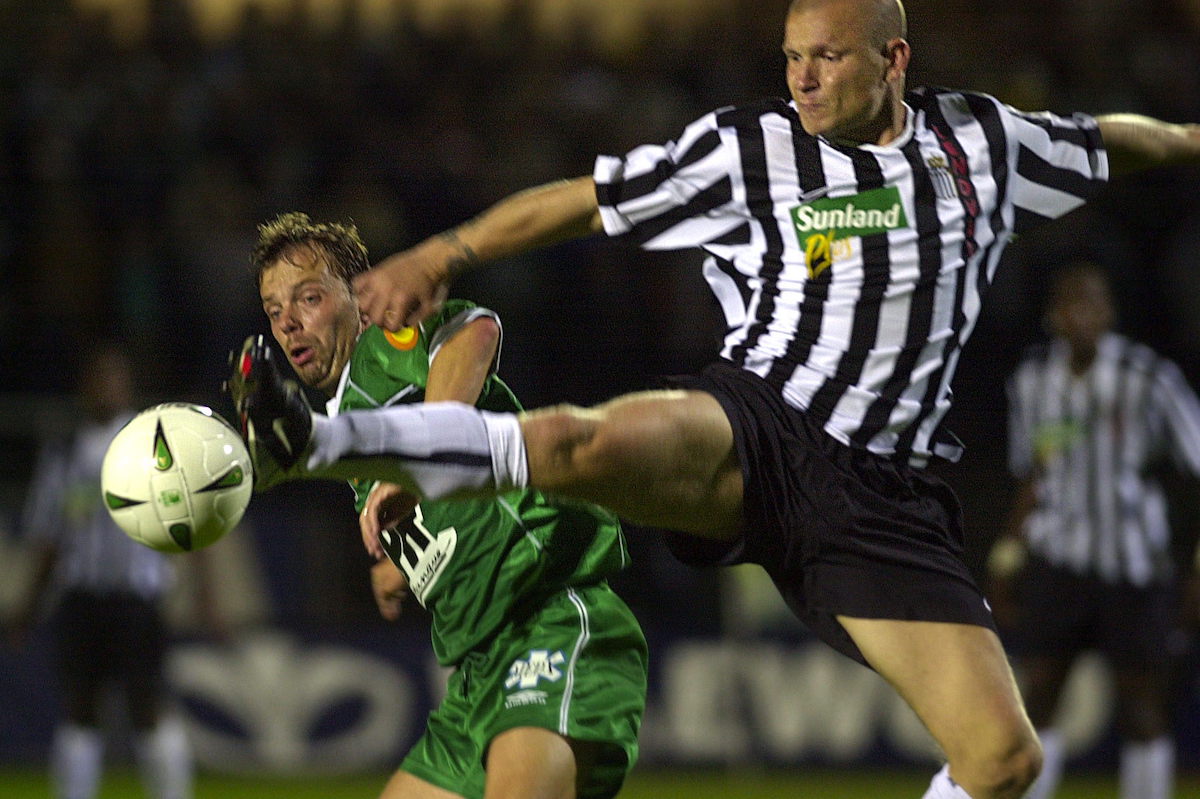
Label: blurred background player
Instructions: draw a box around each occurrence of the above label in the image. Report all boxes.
[240,212,647,799]
[989,260,1200,799]
[9,342,195,799]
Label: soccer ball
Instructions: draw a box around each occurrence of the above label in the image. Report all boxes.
[101,403,253,553]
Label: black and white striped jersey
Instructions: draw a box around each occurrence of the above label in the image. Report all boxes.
[1007,334,1200,585]
[22,414,173,599]
[594,87,1108,466]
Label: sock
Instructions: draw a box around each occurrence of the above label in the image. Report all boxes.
[134,718,193,799]
[921,764,973,798]
[51,724,103,799]
[481,410,528,490]
[308,402,523,500]
[1024,728,1064,799]
[1119,737,1173,799]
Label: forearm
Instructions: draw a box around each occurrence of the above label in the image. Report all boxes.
[1096,114,1200,175]
[426,176,603,278]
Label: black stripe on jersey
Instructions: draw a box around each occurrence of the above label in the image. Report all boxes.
[621,174,735,247]
[806,147,890,429]
[852,134,946,446]
[724,105,791,370]
[964,93,1012,284]
[605,128,724,206]
[893,97,987,455]
[1083,364,1107,575]
[1107,342,1141,579]
[709,254,755,317]
[1016,144,1101,207]
[1125,347,1165,579]
[346,449,494,469]
[1014,205,1055,232]
[710,221,752,246]
[1008,110,1103,151]
[758,116,828,386]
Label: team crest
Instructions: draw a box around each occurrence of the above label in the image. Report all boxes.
[505,649,565,690]
[924,154,959,200]
[791,186,908,279]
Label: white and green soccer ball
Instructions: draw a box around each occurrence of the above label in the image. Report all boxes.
[101,403,253,553]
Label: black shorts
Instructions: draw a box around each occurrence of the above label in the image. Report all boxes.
[660,360,995,666]
[56,590,167,711]
[1015,556,1175,671]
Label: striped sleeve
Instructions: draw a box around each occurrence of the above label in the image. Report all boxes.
[594,106,748,249]
[1004,106,1108,232]
[1151,359,1200,475]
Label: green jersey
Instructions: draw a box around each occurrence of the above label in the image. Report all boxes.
[332,301,629,666]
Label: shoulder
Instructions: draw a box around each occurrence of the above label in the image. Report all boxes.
[907,86,1007,127]
[1105,334,1161,371]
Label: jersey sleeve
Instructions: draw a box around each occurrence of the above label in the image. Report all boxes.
[1150,359,1200,476]
[427,300,502,378]
[593,107,746,250]
[1002,102,1109,233]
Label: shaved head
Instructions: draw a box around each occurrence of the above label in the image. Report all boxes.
[788,0,907,48]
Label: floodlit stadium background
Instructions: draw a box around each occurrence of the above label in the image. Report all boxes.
[2,0,1200,793]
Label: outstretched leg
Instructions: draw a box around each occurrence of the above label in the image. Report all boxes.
[519,390,743,540]
[289,387,745,542]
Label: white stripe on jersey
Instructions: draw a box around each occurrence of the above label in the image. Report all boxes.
[1007,334,1200,585]
[595,88,1107,465]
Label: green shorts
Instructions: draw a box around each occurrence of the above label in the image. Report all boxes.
[399,582,648,799]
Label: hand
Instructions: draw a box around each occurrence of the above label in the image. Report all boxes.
[985,535,1027,632]
[354,242,453,331]
[359,481,419,560]
[370,558,410,621]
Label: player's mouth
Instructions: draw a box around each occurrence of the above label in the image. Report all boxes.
[290,345,315,367]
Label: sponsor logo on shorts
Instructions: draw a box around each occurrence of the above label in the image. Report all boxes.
[504,689,549,709]
[505,649,565,690]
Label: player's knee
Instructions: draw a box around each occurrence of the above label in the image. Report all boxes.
[960,730,1042,799]
[532,405,626,470]
[524,405,613,486]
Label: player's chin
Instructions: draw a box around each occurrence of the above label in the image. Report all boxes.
[298,362,332,392]
[796,113,830,138]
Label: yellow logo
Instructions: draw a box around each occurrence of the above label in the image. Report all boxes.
[384,327,418,351]
[805,230,835,279]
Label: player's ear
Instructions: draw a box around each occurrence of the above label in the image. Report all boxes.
[883,38,910,80]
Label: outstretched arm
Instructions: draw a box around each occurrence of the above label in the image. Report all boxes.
[354,177,603,330]
[358,315,502,561]
[1096,114,1200,176]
